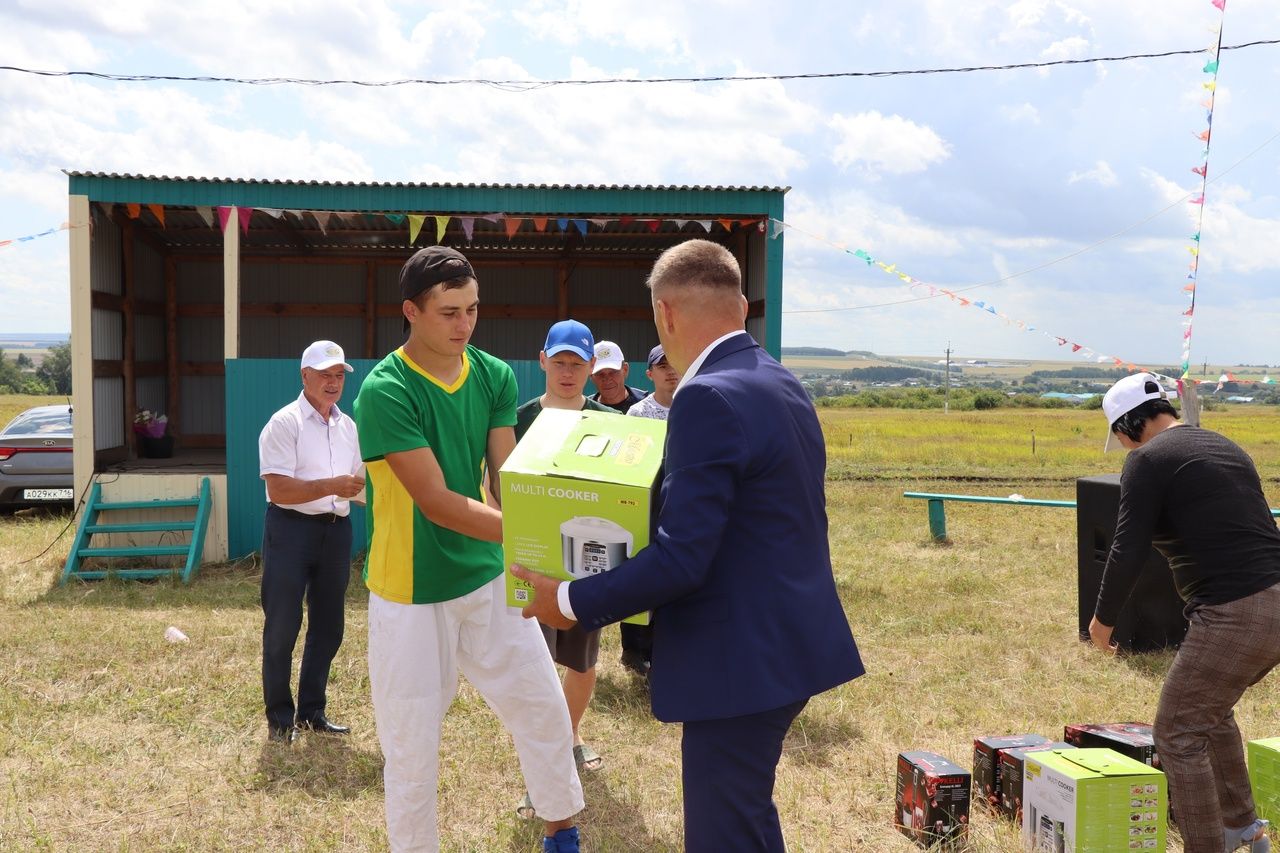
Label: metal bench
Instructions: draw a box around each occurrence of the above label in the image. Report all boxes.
[903,490,1280,543]
[902,491,1076,542]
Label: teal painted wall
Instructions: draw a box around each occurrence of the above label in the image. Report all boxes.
[225,357,653,559]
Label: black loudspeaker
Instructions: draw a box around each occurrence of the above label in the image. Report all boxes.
[1076,474,1188,652]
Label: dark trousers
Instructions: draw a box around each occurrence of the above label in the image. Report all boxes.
[261,505,351,730]
[620,622,653,661]
[1154,582,1280,853]
[682,698,808,853]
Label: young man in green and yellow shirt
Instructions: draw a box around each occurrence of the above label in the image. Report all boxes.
[355,246,583,853]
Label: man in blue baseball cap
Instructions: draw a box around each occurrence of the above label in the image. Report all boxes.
[512,320,615,815]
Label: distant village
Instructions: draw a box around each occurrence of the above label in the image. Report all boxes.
[781,347,1280,410]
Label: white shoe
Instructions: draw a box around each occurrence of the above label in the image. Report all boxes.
[1227,819,1270,853]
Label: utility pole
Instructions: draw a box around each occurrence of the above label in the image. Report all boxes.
[1202,358,1208,377]
[944,342,952,414]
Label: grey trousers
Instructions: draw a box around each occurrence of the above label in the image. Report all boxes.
[1155,581,1280,853]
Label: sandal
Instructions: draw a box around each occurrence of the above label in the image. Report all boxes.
[573,742,603,772]
[516,791,536,820]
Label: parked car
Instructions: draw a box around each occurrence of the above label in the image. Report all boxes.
[0,405,73,511]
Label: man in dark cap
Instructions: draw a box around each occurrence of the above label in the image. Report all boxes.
[354,246,583,853]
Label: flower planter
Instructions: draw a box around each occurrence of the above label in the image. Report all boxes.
[139,434,174,459]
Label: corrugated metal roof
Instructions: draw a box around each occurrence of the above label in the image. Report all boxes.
[64,171,789,193]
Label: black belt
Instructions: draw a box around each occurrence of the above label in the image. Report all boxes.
[270,504,347,524]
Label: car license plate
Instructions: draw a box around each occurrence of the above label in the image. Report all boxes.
[23,488,73,501]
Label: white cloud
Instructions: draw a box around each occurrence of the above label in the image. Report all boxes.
[1067,160,1118,187]
[828,111,950,176]
[513,0,692,57]
[1001,102,1041,124]
[1041,35,1091,61]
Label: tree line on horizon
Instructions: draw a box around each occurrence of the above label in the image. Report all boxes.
[0,340,71,395]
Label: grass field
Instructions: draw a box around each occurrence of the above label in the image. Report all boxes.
[0,394,68,430]
[4,406,1280,850]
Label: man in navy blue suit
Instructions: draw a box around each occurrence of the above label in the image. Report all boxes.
[512,238,863,852]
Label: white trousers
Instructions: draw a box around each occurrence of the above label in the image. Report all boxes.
[369,576,584,853]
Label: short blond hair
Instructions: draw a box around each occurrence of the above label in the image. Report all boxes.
[647,239,742,296]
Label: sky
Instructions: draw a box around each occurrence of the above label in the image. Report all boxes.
[0,0,1277,367]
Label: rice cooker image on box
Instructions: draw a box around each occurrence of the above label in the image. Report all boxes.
[560,516,634,578]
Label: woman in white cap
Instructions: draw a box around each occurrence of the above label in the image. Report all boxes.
[1089,372,1280,853]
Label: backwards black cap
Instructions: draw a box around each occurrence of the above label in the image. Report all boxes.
[399,246,475,303]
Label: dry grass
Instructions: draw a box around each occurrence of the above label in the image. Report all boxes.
[0,394,65,430]
[5,407,1280,850]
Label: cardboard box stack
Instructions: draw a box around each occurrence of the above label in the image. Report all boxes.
[1248,738,1280,824]
[972,735,1049,814]
[1064,722,1158,768]
[501,409,665,625]
[1023,748,1166,851]
[895,751,970,848]
[999,741,1077,824]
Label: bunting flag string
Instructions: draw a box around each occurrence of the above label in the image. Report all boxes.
[71,201,762,249]
[769,216,1151,374]
[1179,0,1228,379]
[0,221,82,250]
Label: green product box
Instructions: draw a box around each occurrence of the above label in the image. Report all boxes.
[1023,748,1167,852]
[1248,738,1280,824]
[501,408,666,626]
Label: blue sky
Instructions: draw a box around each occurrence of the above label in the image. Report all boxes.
[0,0,1277,366]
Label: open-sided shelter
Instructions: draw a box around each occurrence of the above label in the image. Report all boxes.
[66,172,787,562]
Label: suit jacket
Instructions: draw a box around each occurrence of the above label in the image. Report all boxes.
[569,333,864,722]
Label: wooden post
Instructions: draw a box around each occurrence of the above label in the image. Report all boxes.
[120,218,136,457]
[69,195,95,506]
[556,263,570,319]
[223,207,240,359]
[364,261,376,358]
[165,256,180,440]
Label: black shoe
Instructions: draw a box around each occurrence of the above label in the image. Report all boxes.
[268,724,300,744]
[620,650,651,678]
[298,715,350,735]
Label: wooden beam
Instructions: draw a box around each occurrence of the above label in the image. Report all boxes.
[179,434,226,448]
[121,218,136,457]
[179,302,366,318]
[747,298,766,319]
[224,207,240,359]
[95,446,127,466]
[69,195,95,505]
[93,360,124,379]
[165,256,180,439]
[95,359,166,380]
[167,252,657,269]
[91,291,124,312]
[556,263,570,319]
[268,211,310,252]
[364,261,376,359]
[178,361,225,377]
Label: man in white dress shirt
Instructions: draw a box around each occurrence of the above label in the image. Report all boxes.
[257,340,366,743]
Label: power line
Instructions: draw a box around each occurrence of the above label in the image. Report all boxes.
[0,39,1277,90]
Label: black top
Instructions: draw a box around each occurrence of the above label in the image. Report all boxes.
[1095,425,1280,624]
[591,386,647,414]
[514,396,613,441]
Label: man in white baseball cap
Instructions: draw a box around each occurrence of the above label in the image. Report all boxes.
[1089,370,1280,853]
[1101,372,1176,452]
[300,340,354,373]
[257,340,364,744]
[589,340,646,416]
